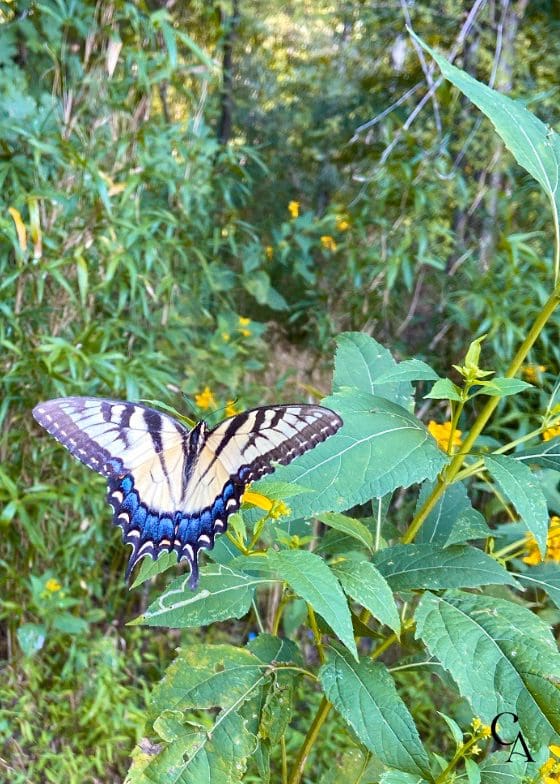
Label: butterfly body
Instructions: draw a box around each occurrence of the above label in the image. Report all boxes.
[33,397,342,588]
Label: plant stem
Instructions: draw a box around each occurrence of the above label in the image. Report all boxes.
[287,696,332,784]
[403,280,560,544]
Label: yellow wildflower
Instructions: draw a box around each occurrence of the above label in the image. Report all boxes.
[470,744,481,756]
[194,386,216,411]
[225,400,238,417]
[243,489,273,511]
[320,235,337,252]
[238,317,251,338]
[471,718,492,738]
[242,491,290,519]
[427,420,462,452]
[221,331,230,342]
[265,245,273,259]
[543,425,560,442]
[46,578,62,593]
[541,746,560,784]
[335,216,350,231]
[288,200,300,218]
[270,500,290,519]
[524,515,560,565]
[522,364,546,383]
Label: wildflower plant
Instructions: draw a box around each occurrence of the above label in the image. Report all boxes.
[118,40,560,784]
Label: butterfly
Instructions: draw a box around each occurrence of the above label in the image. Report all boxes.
[33,397,342,589]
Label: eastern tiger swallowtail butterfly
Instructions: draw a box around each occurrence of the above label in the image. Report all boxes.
[33,397,342,589]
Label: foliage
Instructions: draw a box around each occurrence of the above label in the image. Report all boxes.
[3,2,560,783]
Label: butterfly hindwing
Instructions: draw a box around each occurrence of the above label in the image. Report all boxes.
[33,398,343,589]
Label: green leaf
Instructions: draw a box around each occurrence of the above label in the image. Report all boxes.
[75,256,88,306]
[414,34,560,251]
[319,747,382,784]
[270,390,446,520]
[246,634,301,665]
[379,773,429,784]
[415,590,560,748]
[319,647,431,778]
[138,564,275,628]
[374,359,440,384]
[131,550,178,588]
[516,437,560,472]
[373,543,516,590]
[267,549,358,660]
[485,454,548,555]
[51,613,89,634]
[437,712,464,748]
[128,711,256,784]
[160,22,177,68]
[465,758,481,784]
[17,623,46,656]
[250,480,311,500]
[471,377,532,398]
[424,378,462,401]
[332,560,400,635]
[416,481,490,546]
[150,644,266,715]
[515,563,560,609]
[318,512,374,551]
[333,332,414,409]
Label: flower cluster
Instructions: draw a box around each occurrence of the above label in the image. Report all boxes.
[543,425,560,442]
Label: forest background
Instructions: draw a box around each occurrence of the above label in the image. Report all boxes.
[2,1,560,783]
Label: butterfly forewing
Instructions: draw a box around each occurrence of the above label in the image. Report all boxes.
[33,397,343,589]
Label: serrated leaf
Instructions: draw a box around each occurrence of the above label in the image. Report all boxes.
[472,377,532,398]
[485,454,548,555]
[138,564,275,628]
[246,633,302,665]
[270,390,446,520]
[267,549,358,660]
[515,563,560,609]
[414,590,560,748]
[249,480,311,500]
[318,512,373,551]
[424,378,462,401]
[374,359,440,384]
[414,34,560,267]
[516,437,560,471]
[319,647,431,778]
[372,544,516,590]
[333,332,414,408]
[416,481,490,546]
[150,645,266,716]
[332,560,400,635]
[127,710,256,784]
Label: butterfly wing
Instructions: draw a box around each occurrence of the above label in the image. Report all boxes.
[175,404,343,580]
[32,397,191,576]
[34,399,343,589]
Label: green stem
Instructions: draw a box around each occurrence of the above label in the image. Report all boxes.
[434,732,485,784]
[287,696,332,784]
[288,626,403,784]
[307,605,326,664]
[454,422,558,483]
[403,281,560,544]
